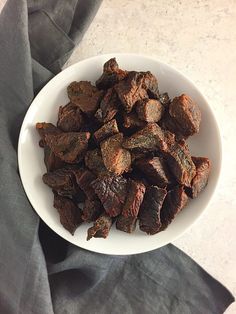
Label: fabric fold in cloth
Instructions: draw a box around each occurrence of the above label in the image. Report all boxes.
[0,0,234,313]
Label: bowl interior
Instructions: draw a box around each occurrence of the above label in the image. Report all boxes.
[18,53,222,255]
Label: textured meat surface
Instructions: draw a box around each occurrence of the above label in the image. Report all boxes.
[141,71,159,99]
[116,215,137,233]
[57,102,84,132]
[82,198,103,222]
[190,157,211,198]
[53,194,83,235]
[160,186,188,230]
[87,214,112,240]
[45,132,90,163]
[91,174,127,217]
[36,122,61,147]
[43,145,65,172]
[122,179,146,217]
[136,99,164,123]
[101,133,131,175]
[123,111,146,129]
[73,169,97,200]
[94,119,119,143]
[139,186,167,235]
[85,149,107,176]
[96,88,119,123]
[169,94,201,137]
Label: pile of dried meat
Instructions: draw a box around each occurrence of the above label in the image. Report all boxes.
[36,58,211,240]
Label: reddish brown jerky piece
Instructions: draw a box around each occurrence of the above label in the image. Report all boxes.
[45,132,90,163]
[135,157,171,187]
[165,142,196,187]
[95,88,119,123]
[141,71,159,99]
[53,194,83,235]
[36,122,61,147]
[85,149,107,176]
[101,133,131,175]
[87,214,112,240]
[139,186,167,235]
[94,119,119,144]
[82,198,103,222]
[91,174,128,217]
[122,180,146,218]
[136,99,164,123]
[122,123,167,153]
[169,94,201,137]
[160,186,188,230]
[123,111,146,129]
[43,145,65,172]
[57,102,84,132]
[96,58,128,90]
[116,215,137,233]
[189,157,211,198]
[73,169,97,200]
[67,81,103,115]
[115,71,148,112]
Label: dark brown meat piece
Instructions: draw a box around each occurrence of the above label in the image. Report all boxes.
[36,122,61,147]
[135,157,172,187]
[122,123,167,153]
[169,94,201,137]
[87,214,112,240]
[115,71,148,112]
[67,81,103,115]
[73,169,97,200]
[82,198,103,222]
[122,180,146,217]
[95,88,119,123]
[53,194,83,235]
[45,132,90,163]
[94,119,119,144]
[91,174,127,217]
[160,186,188,230]
[57,103,84,132]
[43,145,65,172]
[116,215,137,233]
[101,133,131,175]
[139,186,167,235]
[123,111,146,129]
[189,157,211,198]
[96,58,128,90]
[159,92,171,107]
[141,71,159,99]
[42,168,77,197]
[165,142,196,187]
[84,149,107,176]
[136,99,164,122]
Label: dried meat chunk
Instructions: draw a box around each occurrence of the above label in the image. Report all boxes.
[67,81,103,115]
[169,94,201,137]
[165,142,196,187]
[160,186,188,230]
[53,194,83,235]
[87,214,112,240]
[82,198,103,222]
[101,133,131,175]
[115,71,148,112]
[122,123,167,153]
[139,186,167,235]
[91,174,127,217]
[85,149,107,176]
[96,58,128,90]
[141,71,159,99]
[96,88,119,123]
[123,111,146,129]
[159,92,171,107]
[135,157,172,187]
[94,119,119,144]
[42,168,77,197]
[116,215,137,233]
[136,99,164,123]
[73,169,97,200]
[57,103,84,132]
[36,122,61,147]
[122,180,146,217]
[189,157,211,198]
[43,145,65,172]
[45,132,90,163]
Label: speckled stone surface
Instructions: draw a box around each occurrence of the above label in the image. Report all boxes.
[66,1,236,312]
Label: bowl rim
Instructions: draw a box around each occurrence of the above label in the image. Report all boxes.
[18,53,223,255]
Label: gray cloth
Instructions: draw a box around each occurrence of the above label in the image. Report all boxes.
[0,1,234,313]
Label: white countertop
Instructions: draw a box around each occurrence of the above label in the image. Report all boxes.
[66,1,236,312]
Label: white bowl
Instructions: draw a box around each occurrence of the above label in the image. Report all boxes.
[18,53,222,255]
